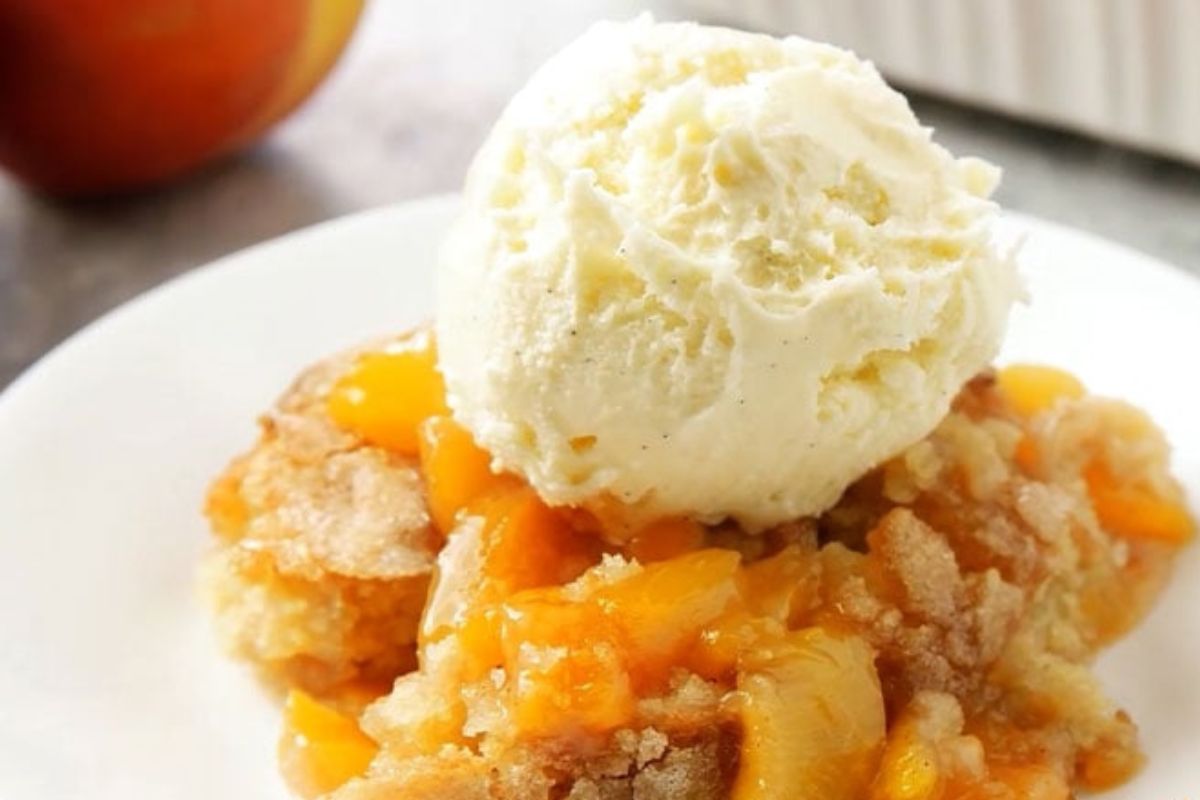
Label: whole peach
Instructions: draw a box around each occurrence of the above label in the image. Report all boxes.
[0,0,364,195]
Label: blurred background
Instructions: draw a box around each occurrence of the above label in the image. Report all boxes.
[2,0,1198,390]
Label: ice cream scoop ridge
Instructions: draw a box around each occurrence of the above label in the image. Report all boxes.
[436,15,1019,530]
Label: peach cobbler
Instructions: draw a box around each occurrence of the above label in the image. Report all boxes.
[204,331,1192,799]
[201,17,1194,800]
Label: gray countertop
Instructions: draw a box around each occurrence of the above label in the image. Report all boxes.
[3,1,1199,391]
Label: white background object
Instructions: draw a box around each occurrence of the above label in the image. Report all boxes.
[0,196,1197,798]
[671,0,1200,165]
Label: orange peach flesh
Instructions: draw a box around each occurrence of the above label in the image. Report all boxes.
[327,329,448,455]
[279,689,378,799]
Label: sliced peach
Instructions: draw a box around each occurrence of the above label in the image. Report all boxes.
[418,415,518,533]
[871,722,942,800]
[453,605,507,679]
[689,612,778,682]
[624,516,706,563]
[738,545,819,624]
[1085,462,1194,544]
[996,364,1084,417]
[327,329,447,455]
[493,550,742,733]
[512,641,634,738]
[279,689,378,799]
[733,629,886,800]
[598,549,741,682]
[479,487,604,591]
[417,518,505,679]
[501,595,634,737]
[418,489,603,678]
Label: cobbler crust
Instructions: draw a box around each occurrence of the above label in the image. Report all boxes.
[202,349,441,693]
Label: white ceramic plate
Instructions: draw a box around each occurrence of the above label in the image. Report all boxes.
[0,195,1197,799]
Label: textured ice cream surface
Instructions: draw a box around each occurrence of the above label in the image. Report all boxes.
[436,15,1019,530]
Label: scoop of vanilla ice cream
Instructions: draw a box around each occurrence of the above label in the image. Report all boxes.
[437,16,1018,530]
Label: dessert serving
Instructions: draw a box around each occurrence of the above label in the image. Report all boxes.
[201,17,1195,800]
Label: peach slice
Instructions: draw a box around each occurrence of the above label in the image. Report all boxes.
[418,415,518,534]
[624,517,707,563]
[1085,462,1194,544]
[327,330,447,455]
[419,487,604,678]
[733,629,886,800]
[278,689,378,799]
[995,364,1084,417]
[737,545,820,623]
[501,596,634,738]
[598,549,741,682]
[871,721,941,800]
[482,549,743,737]
[479,487,604,591]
